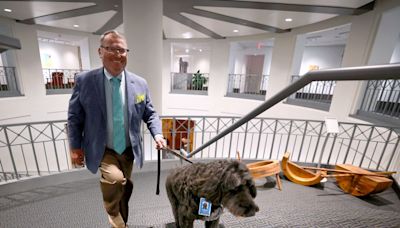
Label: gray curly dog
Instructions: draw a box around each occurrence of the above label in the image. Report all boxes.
[165,160,259,228]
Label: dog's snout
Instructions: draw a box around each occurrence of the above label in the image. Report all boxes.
[243,203,259,217]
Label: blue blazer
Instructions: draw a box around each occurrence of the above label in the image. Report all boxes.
[67,68,162,173]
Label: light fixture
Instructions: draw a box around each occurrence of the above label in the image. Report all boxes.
[4,8,12,12]
[285,18,293,22]
[233,29,239,33]
[199,49,202,52]
[73,24,79,28]
[182,32,192,39]
[185,49,189,53]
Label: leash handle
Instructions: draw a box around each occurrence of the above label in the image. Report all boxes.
[156,149,160,195]
[163,147,193,164]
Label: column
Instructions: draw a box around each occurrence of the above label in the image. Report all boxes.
[329,0,400,120]
[123,0,163,112]
[291,34,306,76]
[266,33,297,100]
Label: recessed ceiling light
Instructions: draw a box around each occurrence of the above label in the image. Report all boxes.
[4,8,12,12]
[199,49,202,52]
[233,29,239,33]
[185,49,189,53]
[182,32,192,39]
[73,24,79,28]
[285,18,293,22]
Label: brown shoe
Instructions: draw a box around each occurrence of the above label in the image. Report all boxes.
[108,213,126,228]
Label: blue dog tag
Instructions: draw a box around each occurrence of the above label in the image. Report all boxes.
[198,197,212,216]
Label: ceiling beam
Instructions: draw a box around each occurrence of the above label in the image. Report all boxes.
[354,1,375,15]
[164,0,224,39]
[193,0,374,15]
[0,34,21,53]
[187,8,289,33]
[18,4,106,24]
[95,9,122,35]
[164,13,225,39]
[0,0,100,3]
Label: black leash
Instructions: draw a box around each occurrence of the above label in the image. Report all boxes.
[156,149,161,195]
[163,147,193,164]
[156,147,193,195]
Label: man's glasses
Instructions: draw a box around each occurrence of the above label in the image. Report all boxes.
[101,46,130,55]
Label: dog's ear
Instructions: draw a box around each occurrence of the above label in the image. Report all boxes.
[223,172,241,190]
[239,163,257,198]
[237,161,257,198]
[248,179,257,198]
[222,161,242,189]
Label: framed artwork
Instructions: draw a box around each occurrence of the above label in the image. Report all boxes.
[41,53,54,68]
[308,64,319,71]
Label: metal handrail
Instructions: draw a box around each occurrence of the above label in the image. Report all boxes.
[188,64,400,157]
[1,116,398,183]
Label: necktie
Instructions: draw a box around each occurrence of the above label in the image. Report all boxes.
[111,77,126,154]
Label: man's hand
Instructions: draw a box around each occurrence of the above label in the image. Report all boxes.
[71,148,85,167]
[154,134,167,150]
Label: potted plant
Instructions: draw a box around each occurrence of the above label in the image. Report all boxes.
[192,70,207,90]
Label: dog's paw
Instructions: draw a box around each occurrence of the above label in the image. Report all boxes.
[164,222,177,228]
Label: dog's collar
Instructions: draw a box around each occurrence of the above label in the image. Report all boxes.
[192,195,224,221]
[192,194,221,207]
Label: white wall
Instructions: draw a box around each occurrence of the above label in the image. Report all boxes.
[78,37,91,70]
[390,34,400,63]
[0,18,18,68]
[0,17,13,36]
[228,42,273,75]
[161,1,400,125]
[299,45,345,75]
[38,41,80,69]
[172,50,211,73]
[0,20,100,124]
[162,36,361,122]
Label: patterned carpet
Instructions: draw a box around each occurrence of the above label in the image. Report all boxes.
[0,170,399,228]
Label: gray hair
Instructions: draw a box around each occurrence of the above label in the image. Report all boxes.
[100,30,126,45]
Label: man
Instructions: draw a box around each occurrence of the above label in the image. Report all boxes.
[68,30,166,228]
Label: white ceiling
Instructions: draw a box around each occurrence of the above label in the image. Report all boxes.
[0,0,373,45]
[163,16,208,39]
[193,7,337,30]
[235,0,372,8]
[41,10,116,33]
[181,12,268,37]
[0,1,95,20]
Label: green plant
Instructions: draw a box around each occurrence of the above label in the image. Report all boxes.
[192,70,207,90]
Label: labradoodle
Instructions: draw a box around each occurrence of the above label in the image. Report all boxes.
[165,160,259,228]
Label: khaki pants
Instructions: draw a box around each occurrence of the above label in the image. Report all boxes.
[100,148,134,228]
